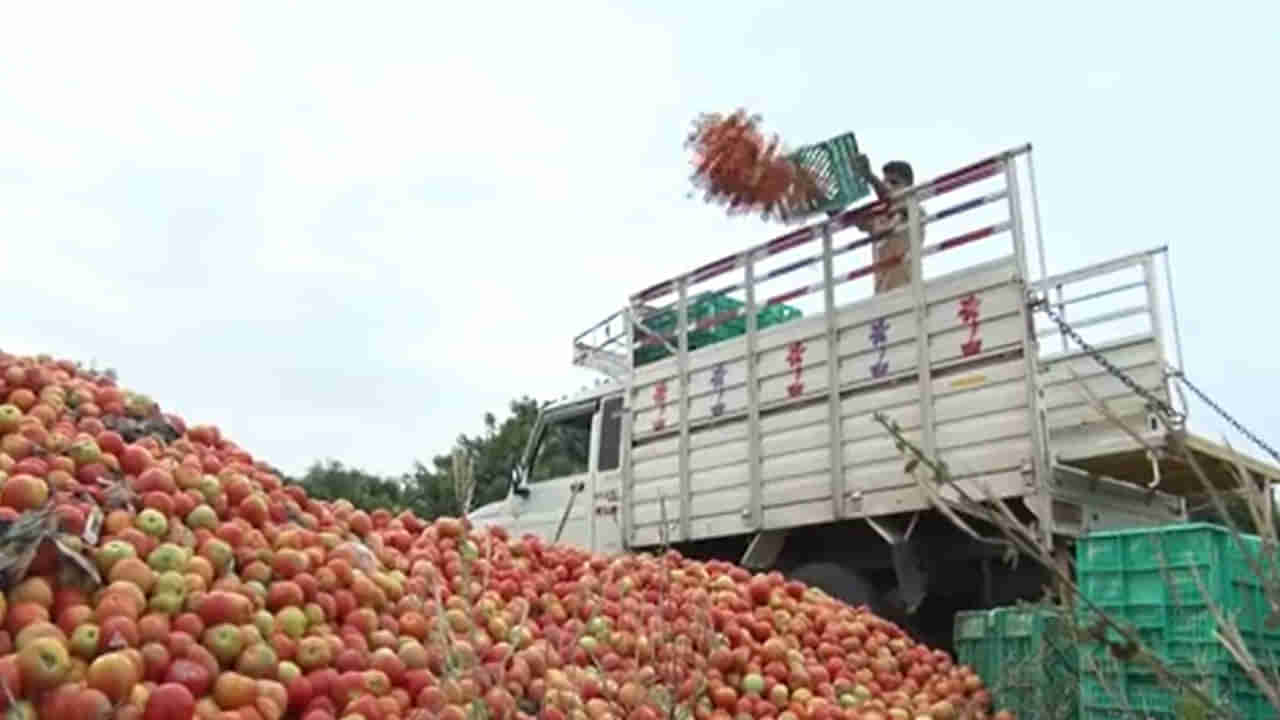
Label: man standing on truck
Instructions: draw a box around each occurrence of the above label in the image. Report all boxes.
[852,154,920,294]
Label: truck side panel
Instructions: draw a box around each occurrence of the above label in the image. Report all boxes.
[624,257,1037,547]
[1031,250,1175,465]
[1042,338,1169,458]
[604,251,1178,550]
[630,261,1027,431]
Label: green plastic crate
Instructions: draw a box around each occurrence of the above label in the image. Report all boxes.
[1075,523,1280,719]
[632,294,802,366]
[954,606,1079,720]
[638,293,740,335]
[718,302,803,338]
[1077,658,1267,720]
[778,131,872,223]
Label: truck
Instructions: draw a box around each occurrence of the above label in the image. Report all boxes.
[466,142,1280,652]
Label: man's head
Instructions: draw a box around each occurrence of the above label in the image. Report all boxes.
[882,161,914,189]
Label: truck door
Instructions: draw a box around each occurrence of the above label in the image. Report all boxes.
[509,398,595,548]
[591,395,625,554]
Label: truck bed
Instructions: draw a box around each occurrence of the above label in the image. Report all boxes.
[624,256,1037,545]
[616,242,1203,547]
[561,145,1276,553]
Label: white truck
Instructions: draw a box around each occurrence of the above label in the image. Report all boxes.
[467,143,1279,651]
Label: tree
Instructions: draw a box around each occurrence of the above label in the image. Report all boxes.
[451,395,542,509]
[406,395,550,517]
[294,459,409,513]
[292,394,587,521]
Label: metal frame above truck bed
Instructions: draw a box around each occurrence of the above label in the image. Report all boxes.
[566,143,1279,559]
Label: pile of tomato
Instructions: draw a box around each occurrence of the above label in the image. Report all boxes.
[0,351,1010,720]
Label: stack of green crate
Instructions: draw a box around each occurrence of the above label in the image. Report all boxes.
[954,605,1080,720]
[632,293,802,367]
[1075,523,1279,720]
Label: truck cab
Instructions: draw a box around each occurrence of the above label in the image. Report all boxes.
[468,142,1280,651]
[469,388,626,556]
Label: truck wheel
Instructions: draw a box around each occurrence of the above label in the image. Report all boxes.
[788,562,880,609]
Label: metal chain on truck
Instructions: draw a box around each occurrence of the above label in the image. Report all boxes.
[1039,298,1280,465]
[1035,299,1187,428]
[1169,371,1280,466]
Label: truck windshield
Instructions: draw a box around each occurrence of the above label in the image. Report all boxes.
[530,410,591,482]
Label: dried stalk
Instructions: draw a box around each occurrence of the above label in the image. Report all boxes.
[452,447,477,517]
[873,412,1234,719]
[889,358,1280,713]
[649,494,712,720]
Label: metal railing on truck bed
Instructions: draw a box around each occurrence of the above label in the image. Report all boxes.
[1033,245,1280,499]
[580,145,1060,547]
[573,146,1029,378]
[1035,247,1178,465]
[570,143,1273,549]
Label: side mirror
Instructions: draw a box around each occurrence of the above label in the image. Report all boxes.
[510,465,530,498]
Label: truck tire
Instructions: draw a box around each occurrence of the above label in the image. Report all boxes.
[788,561,880,610]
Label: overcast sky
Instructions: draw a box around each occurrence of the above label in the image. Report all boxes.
[2,2,1277,479]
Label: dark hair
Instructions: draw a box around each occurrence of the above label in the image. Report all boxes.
[882,161,914,185]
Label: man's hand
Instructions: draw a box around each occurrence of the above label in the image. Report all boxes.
[854,152,892,201]
[852,152,872,179]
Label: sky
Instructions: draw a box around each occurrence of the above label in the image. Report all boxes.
[1,2,1277,480]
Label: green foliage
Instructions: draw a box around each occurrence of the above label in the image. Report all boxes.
[293,394,580,520]
[293,459,408,513]
[449,395,542,509]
